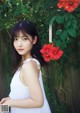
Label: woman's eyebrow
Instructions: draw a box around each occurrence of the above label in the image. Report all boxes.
[21,36,28,38]
[14,35,28,38]
[14,35,32,43]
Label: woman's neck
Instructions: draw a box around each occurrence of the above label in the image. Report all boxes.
[22,55,32,62]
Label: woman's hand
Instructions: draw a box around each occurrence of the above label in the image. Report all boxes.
[1,99,11,106]
[0,97,10,104]
[0,97,10,113]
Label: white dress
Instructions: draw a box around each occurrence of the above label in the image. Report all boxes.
[9,58,51,113]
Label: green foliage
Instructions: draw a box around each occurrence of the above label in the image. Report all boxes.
[0,0,55,45]
[0,0,51,34]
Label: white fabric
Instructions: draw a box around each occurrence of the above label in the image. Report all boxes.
[9,58,51,113]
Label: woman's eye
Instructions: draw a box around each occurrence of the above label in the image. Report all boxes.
[22,37,28,40]
[14,37,18,40]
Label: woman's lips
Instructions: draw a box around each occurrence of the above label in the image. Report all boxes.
[17,49,24,51]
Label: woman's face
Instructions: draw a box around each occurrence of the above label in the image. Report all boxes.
[13,31,33,58]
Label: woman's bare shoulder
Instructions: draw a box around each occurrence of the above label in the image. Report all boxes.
[21,60,40,78]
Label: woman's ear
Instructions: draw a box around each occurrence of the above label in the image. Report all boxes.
[33,36,37,44]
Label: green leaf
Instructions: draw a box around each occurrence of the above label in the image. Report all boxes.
[56,30,62,36]
[55,15,64,24]
[54,39,67,49]
[64,21,71,29]
[72,20,77,29]
[54,39,62,47]
[49,16,56,25]
[68,27,76,38]
[60,30,68,41]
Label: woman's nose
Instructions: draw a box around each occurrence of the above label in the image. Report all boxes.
[17,40,22,46]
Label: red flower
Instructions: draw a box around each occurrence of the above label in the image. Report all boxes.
[40,43,64,62]
[57,0,80,12]
[40,44,53,62]
[57,0,65,8]
[50,47,64,60]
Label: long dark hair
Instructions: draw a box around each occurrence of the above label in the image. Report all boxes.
[11,20,47,71]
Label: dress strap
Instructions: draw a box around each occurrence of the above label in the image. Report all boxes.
[23,58,40,69]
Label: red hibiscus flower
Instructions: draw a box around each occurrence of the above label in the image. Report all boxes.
[50,47,64,60]
[57,0,80,12]
[40,44,53,62]
[40,44,64,62]
[57,0,65,8]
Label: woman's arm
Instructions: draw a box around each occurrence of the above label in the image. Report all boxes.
[1,60,44,108]
[2,97,43,108]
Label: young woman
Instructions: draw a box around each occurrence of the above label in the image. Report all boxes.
[0,20,51,113]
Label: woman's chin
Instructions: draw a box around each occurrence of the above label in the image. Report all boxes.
[17,52,25,55]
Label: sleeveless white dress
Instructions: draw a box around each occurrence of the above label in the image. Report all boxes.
[9,58,51,113]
